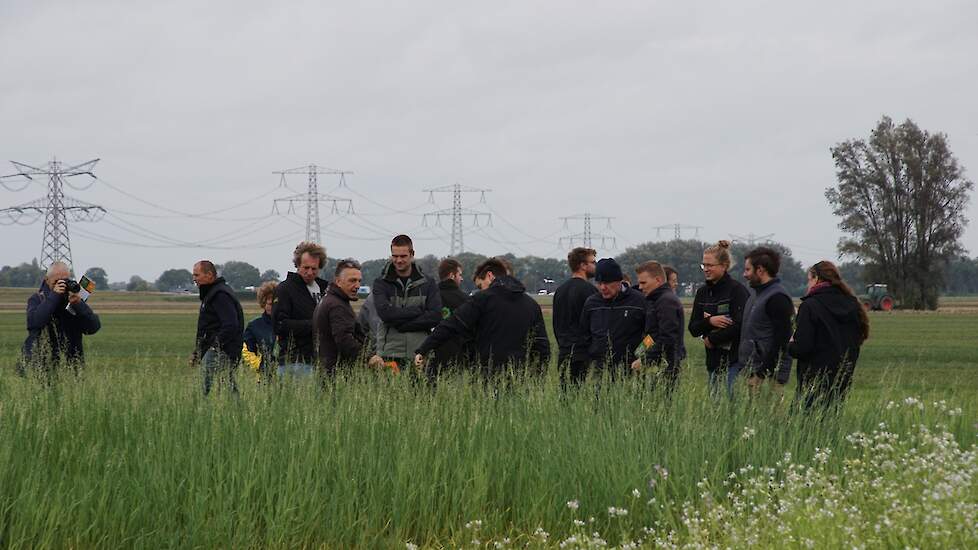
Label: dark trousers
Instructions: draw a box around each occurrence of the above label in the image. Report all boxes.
[558,350,590,388]
[201,349,239,396]
[796,361,855,410]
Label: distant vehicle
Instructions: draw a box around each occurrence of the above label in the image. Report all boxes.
[538,289,548,295]
[357,285,371,297]
[859,284,895,311]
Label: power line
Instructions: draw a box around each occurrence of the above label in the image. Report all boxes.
[558,212,616,250]
[421,183,491,256]
[1,158,105,269]
[730,232,775,247]
[271,164,353,244]
[653,223,703,240]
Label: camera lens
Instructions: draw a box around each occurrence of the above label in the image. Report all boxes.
[63,279,81,293]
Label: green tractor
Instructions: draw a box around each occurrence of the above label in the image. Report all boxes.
[860,284,895,311]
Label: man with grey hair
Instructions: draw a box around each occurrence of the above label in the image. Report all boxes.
[21,261,101,377]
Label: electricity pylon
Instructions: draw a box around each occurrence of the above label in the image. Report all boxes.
[558,212,615,249]
[421,183,491,255]
[272,164,353,244]
[0,158,105,269]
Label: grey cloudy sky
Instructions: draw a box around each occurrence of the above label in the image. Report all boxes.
[2,0,977,281]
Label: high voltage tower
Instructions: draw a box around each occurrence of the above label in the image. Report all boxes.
[653,223,703,240]
[0,158,105,269]
[272,165,353,244]
[730,232,775,246]
[558,212,615,249]
[421,183,491,256]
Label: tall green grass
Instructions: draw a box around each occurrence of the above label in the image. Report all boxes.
[1,364,975,548]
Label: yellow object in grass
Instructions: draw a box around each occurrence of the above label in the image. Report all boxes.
[241,343,262,381]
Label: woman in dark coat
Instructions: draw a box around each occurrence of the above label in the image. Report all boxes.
[788,261,869,409]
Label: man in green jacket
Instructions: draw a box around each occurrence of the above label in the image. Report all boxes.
[370,235,442,372]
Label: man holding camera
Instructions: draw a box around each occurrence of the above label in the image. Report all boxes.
[21,261,101,376]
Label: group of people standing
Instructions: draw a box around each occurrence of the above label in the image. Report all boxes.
[20,234,870,407]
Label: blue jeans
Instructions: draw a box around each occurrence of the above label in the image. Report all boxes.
[277,362,314,378]
[708,362,743,399]
[201,349,239,396]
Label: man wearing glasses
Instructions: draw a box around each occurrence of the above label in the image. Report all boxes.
[688,240,750,396]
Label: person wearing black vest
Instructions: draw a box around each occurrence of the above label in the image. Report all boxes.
[579,258,646,378]
[426,258,472,377]
[789,261,869,409]
[631,261,685,392]
[688,241,750,396]
[273,241,329,375]
[553,247,598,386]
[739,247,794,394]
[192,260,244,395]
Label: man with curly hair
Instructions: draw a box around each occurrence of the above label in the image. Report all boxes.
[273,241,329,376]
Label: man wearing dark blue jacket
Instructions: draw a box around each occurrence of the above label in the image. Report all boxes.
[21,261,101,378]
[192,260,244,395]
[580,258,646,379]
[631,261,685,392]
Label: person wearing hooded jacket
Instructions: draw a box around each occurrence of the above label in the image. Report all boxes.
[21,261,101,377]
[789,261,869,409]
[415,257,550,376]
[579,258,646,378]
[371,235,442,371]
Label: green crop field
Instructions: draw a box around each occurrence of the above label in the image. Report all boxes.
[1,291,977,548]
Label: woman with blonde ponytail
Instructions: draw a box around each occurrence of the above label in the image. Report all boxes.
[788,260,869,409]
[688,240,751,395]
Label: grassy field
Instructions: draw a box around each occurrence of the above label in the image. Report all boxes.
[1,290,977,548]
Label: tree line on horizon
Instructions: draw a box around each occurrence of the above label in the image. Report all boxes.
[0,117,972,308]
[4,241,978,298]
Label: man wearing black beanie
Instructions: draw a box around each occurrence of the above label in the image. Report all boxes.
[579,258,647,379]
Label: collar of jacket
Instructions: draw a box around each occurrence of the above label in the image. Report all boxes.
[197,277,228,301]
[286,271,327,289]
[383,261,425,283]
[707,271,733,288]
[327,282,356,302]
[802,282,836,300]
[750,277,781,292]
[602,282,633,303]
[488,274,526,294]
[438,278,460,291]
[646,283,673,302]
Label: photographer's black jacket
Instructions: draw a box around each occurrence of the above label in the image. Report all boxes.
[23,280,101,365]
[195,277,244,360]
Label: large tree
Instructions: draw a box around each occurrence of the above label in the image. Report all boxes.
[827,116,974,309]
[218,261,261,289]
[156,268,193,292]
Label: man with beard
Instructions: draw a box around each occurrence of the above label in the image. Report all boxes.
[740,247,795,394]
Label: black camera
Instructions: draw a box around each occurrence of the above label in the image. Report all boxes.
[61,279,82,293]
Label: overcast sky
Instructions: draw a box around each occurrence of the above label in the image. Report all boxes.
[2,0,976,282]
